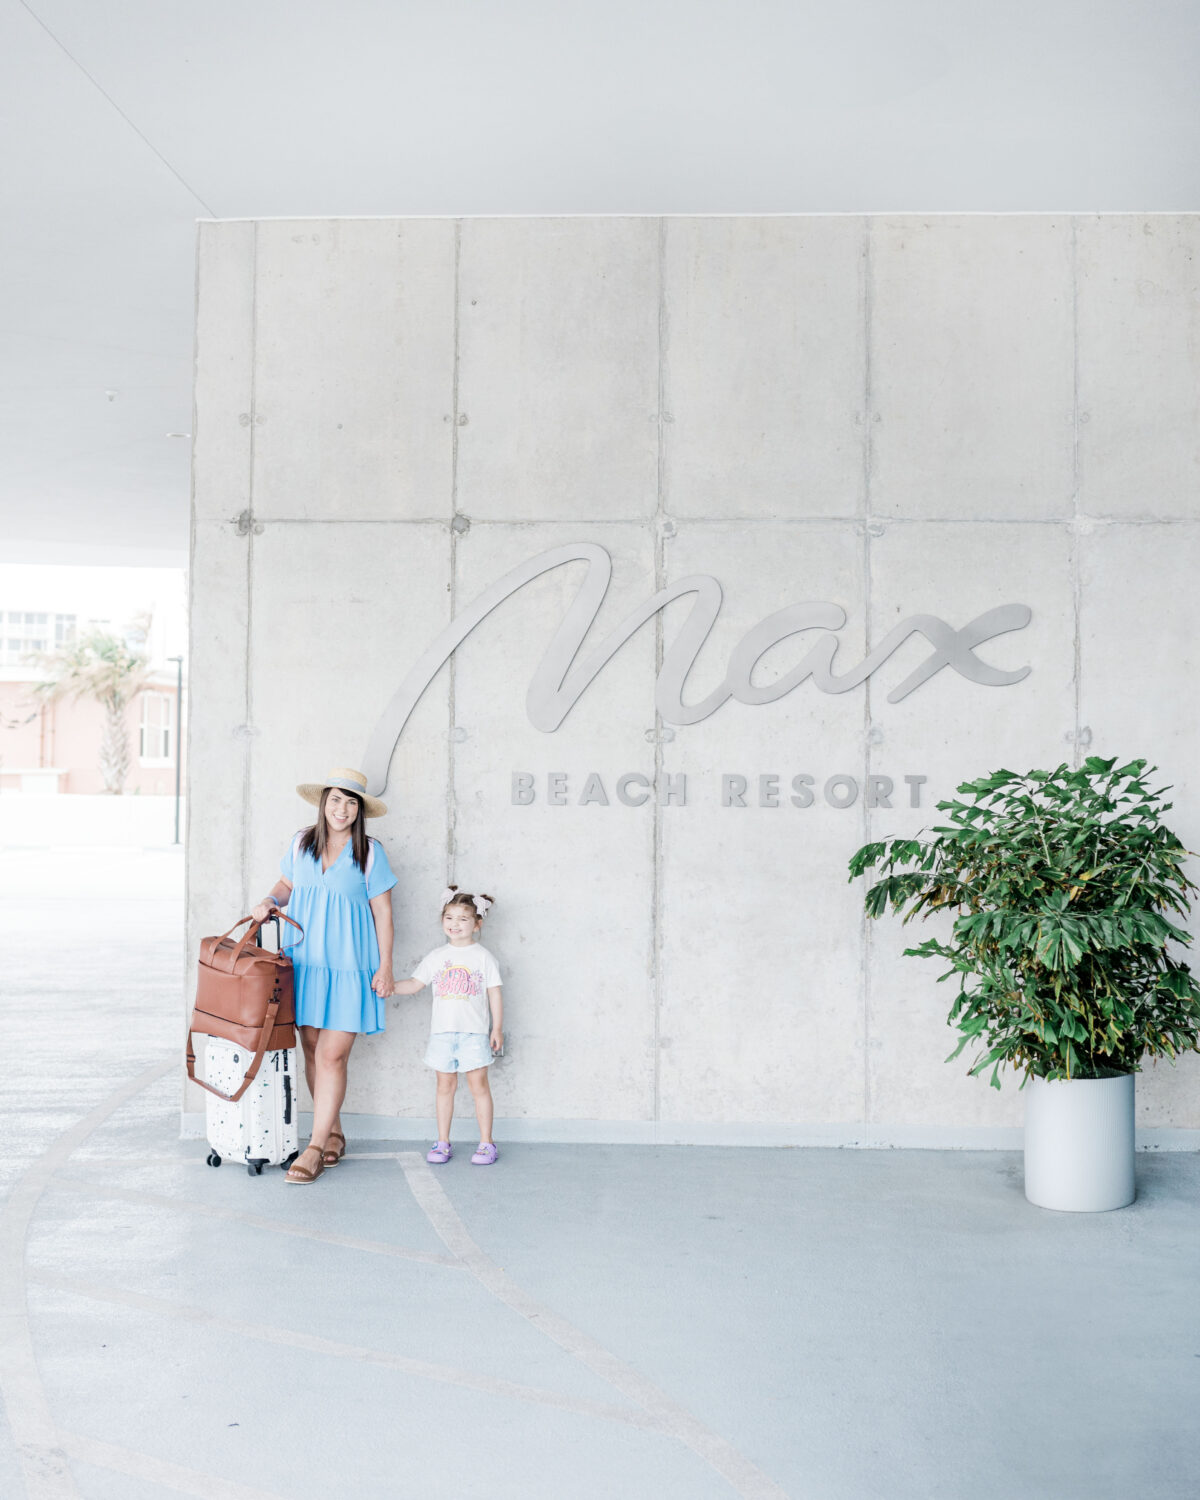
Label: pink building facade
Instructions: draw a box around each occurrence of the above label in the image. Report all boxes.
[0,667,185,796]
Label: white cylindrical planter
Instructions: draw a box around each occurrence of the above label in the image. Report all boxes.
[1024,1073,1135,1212]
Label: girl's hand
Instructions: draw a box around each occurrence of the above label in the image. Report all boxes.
[490,1027,504,1054]
[372,966,394,999]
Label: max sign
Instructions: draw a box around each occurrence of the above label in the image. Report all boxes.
[362,543,1032,796]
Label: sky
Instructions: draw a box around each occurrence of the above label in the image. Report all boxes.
[0,562,187,666]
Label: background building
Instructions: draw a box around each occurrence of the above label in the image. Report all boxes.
[0,564,186,796]
[0,658,183,797]
[0,566,187,851]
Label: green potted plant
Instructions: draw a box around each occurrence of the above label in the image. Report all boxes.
[848,756,1200,1211]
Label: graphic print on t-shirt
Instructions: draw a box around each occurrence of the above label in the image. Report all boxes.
[433,961,483,999]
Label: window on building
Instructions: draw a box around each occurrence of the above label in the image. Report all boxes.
[0,610,73,665]
[140,691,173,761]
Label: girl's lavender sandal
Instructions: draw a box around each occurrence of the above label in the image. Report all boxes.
[426,1141,453,1164]
[471,1143,499,1166]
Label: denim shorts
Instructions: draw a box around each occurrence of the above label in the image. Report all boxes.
[424,1031,493,1074]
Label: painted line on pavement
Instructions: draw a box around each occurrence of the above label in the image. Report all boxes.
[0,1055,176,1500]
[49,1178,461,1267]
[58,1432,287,1500]
[398,1152,792,1500]
[29,1271,659,1434]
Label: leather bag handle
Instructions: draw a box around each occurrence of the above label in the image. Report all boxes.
[211,911,304,974]
[228,909,304,965]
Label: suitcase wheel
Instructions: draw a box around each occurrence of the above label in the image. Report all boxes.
[281,1150,300,1170]
[247,1160,266,1176]
[206,1151,221,1168]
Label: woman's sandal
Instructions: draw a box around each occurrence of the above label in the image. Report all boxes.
[322,1131,346,1167]
[285,1144,326,1184]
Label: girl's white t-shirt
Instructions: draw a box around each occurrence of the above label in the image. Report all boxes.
[412,942,502,1035]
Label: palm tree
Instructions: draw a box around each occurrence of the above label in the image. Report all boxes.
[32,619,151,794]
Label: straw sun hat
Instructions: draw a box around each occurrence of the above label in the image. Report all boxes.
[296,767,388,819]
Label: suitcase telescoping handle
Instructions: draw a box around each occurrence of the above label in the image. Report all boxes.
[186,911,304,1105]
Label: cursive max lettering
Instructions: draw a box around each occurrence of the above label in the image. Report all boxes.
[363,543,1031,795]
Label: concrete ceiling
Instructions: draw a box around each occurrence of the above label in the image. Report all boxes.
[2,0,1198,566]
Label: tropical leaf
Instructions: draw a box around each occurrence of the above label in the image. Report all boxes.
[848,757,1200,1086]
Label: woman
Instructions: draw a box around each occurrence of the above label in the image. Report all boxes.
[253,766,397,1184]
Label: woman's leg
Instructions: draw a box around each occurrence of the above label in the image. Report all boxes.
[309,1029,356,1152]
[284,1027,327,1179]
[299,1025,319,1100]
[434,1070,457,1142]
[465,1067,493,1145]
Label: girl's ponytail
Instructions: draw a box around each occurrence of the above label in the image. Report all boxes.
[440,885,495,920]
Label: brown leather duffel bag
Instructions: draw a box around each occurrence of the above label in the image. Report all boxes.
[186,912,304,1104]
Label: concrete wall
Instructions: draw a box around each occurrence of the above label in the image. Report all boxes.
[187,213,1200,1142]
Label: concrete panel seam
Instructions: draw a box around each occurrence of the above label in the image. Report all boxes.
[1070,217,1082,768]
[448,221,462,876]
[651,219,669,1122]
[184,220,202,1112]
[205,515,1200,529]
[450,220,463,520]
[241,223,260,915]
[232,520,456,533]
[861,216,874,1128]
[188,224,201,538]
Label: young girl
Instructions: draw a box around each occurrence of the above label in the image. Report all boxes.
[393,886,504,1165]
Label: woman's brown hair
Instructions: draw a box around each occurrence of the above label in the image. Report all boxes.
[299,787,370,872]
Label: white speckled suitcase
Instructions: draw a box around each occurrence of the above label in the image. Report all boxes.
[202,1037,299,1175]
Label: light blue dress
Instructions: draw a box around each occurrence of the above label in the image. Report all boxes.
[280,833,398,1034]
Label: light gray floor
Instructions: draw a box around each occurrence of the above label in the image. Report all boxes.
[1,846,1198,1500]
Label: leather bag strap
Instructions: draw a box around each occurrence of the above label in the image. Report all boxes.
[186,983,283,1104]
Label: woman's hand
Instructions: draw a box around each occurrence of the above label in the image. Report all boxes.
[372,965,394,999]
[253,881,291,925]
